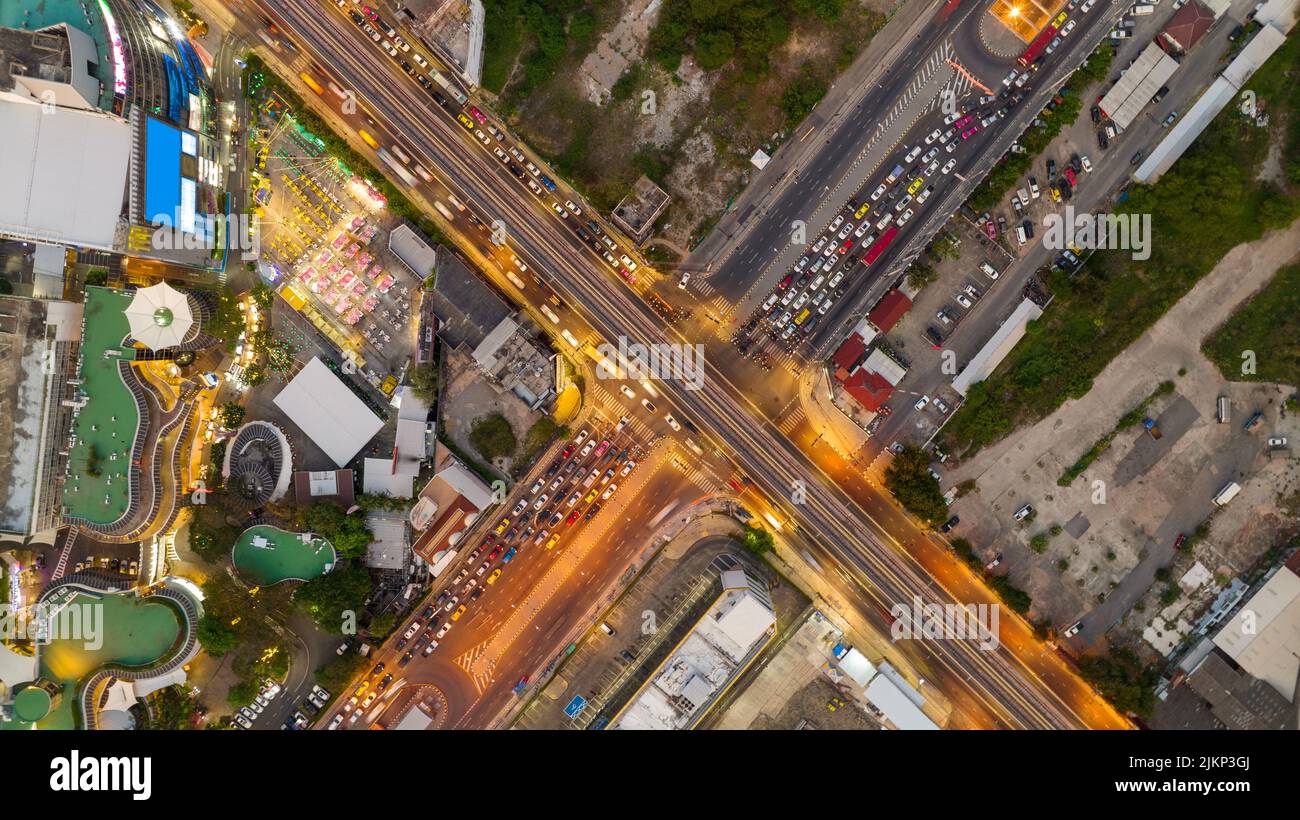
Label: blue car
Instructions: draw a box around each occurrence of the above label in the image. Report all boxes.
[501,547,518,564]
[539,175,557,192]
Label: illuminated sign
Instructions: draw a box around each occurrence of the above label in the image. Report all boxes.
[180,131,198,156]
[97,0,129,96]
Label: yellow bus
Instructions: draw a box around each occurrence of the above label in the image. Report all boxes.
[357,128,379,149]
[299,72,325,95]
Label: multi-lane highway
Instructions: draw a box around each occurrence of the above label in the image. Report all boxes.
[251,0,1129,728]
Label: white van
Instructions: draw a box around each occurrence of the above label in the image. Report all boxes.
[1129,4,1154,13]
[1212,481,1242,506]
[1015,226,1028,246]
[980,261,1000,280]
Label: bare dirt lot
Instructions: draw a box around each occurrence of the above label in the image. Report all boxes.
[945,218,1300,643]
[487,0,889,250]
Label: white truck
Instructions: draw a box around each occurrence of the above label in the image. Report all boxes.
[1212,481,1242,506]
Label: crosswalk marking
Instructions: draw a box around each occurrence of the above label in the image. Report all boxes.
[778,406,806,435]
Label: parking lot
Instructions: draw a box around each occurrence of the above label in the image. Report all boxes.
[942,219,1300,642]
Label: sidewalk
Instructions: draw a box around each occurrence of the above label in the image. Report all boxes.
[687,0,947,268]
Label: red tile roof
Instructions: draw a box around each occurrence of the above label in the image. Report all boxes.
[832,334,868,375]
[1161,1,1215,52]
[867,289,912,333]
[842,368,894,411]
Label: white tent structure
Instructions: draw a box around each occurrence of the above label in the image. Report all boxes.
[124,282,193,349]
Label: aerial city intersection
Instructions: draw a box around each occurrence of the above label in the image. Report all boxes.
[1,0,1297,794]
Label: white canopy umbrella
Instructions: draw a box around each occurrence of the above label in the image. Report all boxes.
[123,281,193,349]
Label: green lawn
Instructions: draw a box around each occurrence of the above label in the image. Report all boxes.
[1203,262,1300,385]
[62,287,142,524]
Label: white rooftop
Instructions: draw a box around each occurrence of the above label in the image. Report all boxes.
[273,357,383,467]
[0,91,130,250]
[1212,564,1300,700]
[363,456,416,499]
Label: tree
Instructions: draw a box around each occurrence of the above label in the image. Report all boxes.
[196,614,239,655]
[470,414,517,461]
[294,562,372,633]
[368,613,396,639]
[219,403,246,430]
[1077,647,1158,718]
[84,269,109,287]
[296,501,373,559]
[883,445,948,527]
[227,680,258,708]
[142,685,199,730]
[740,525,775,556]
[906,259,938,290]
[408,361,439,401]
[696,30,736,70]
[522,417,568,460]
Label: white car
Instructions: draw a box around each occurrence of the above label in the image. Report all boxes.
[904,145,922,163]
[664,414,681,432]
[234,714,253,729]
[896,209,915,227]
[943,111,962,125]
[921,147,939,163]
[829,215,845,231]
[1063,621,1083,638]
[955,293,972,309]
[619,254,638,271]
[565,200,582,215]
[916,186,934,205]
[1080,155,1093,173]
[620,385,636,399]
[1081,0,1096,10]
[1062,19,1077,36]
[551,202,568,219]
[1013,503,1034,521]
[941,159,957,174]
[678,272,691,290]
[870,183,888,201]
[328,714,345,730]
[925,128,941,145]
[914,396,930,411]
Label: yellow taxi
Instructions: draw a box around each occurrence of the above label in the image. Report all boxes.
[854,203,871,219]
[907,177,925,195]
[486,568,503,585]
[545,533,561,551]
[584,489,599,504]
[1054,11,1068,26]
[456,112,475,130]
[494,518,510,535]
[451,605,467,622]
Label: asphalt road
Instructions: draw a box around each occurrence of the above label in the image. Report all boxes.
[251,0,1128,729]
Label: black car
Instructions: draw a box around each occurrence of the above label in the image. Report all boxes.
[432,90,449,108]
[1150,85,1169,105]
[398,651,414,668]
[1130,149,1144,166]
[369,662,385,677]
[471,587,484,600]
[1090,104,1101,123]
[420,605,434,620]
[377,674,394,691]
[1097,130,1109,150]
[584,502,602,522]
[925,326,944,346]
[940,515,960,533]
[1022,219,1034,239]
[620,650,636,663]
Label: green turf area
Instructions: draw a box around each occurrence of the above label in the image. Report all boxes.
[232,525,336,585]
[62,287,141,525]
[1203,262,1300,385]
[39,591,183,684]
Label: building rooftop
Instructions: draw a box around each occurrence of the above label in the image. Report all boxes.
[611,571,775,730]
[0,90,131,250]
[272,357,384,468]
[1212,560,1300,701]
[388,224,438,279]
[867,289,912,333]
[427,253,512,351]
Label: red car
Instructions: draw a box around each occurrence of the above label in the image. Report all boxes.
[468,106,487,125]
[1173,534,1188,550]
[1063,167,1077,187]
[565,510,581,527]
[839,240,853,254]
[778,274,793,289]
[594,439,610,458]
[561,443,576,458]
[487,545,503,560]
